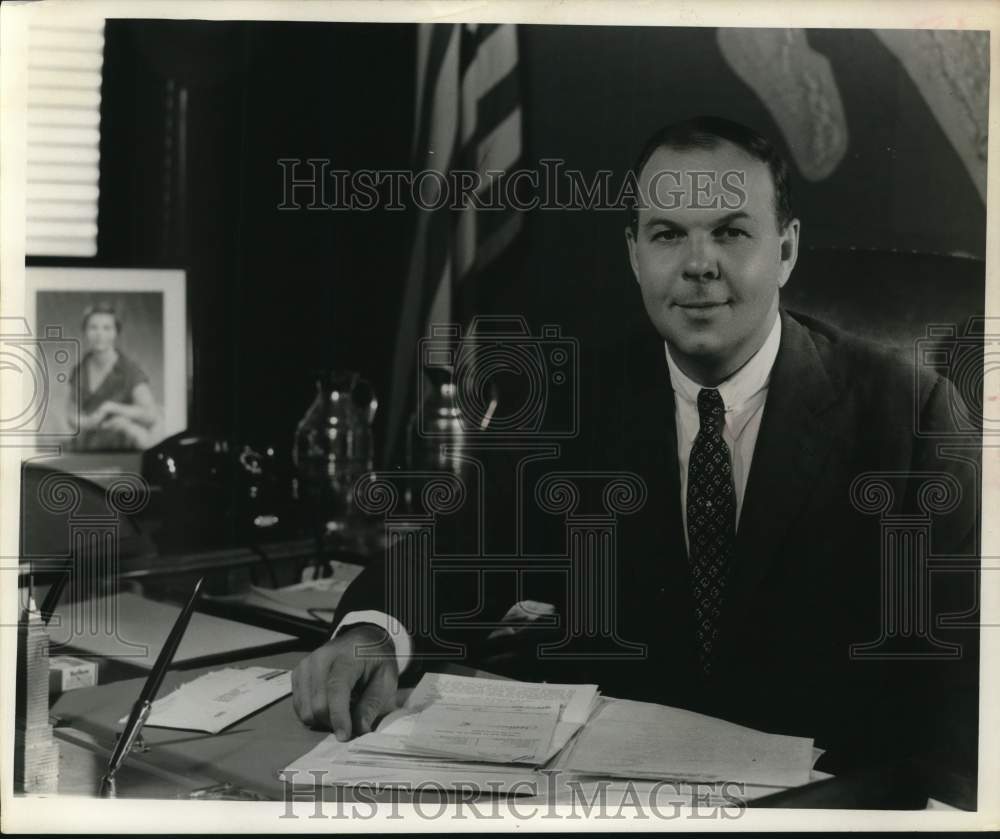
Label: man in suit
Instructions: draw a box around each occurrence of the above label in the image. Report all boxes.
[292,117,979,782]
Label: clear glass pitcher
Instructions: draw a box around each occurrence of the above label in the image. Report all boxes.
[293,370,378,530]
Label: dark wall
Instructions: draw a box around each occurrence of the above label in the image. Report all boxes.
[94,20,415,448]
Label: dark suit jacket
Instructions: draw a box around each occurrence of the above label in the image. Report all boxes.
[337,309,980,778]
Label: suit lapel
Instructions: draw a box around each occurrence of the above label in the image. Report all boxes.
[609,329,684,561]
[720,311,840,641]
[615,328,691,633]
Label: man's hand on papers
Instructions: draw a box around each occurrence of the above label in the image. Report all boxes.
[291,623,399,741]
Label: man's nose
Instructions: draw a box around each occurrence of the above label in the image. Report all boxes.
[681,235,719,280]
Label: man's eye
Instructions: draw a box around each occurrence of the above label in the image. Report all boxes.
[715,226,748,239]
[652,229,683,242]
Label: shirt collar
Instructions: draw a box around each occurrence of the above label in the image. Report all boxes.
[664,312,782,418]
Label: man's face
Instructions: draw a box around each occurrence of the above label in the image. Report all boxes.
[625,141,799,384]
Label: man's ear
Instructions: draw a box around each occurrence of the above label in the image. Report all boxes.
[777,218,800,289]
[625,226,641,284]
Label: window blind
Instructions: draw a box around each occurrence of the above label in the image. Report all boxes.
[26,21,105,257]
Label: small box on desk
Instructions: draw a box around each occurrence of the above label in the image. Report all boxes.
[49,655,98,695]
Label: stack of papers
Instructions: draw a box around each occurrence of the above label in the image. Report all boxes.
[205,561,366,623]
[355,700,563,764]
[283,674,817,796]
[553,696,815,789]
[282,673,600,791]
[350,673,599,765]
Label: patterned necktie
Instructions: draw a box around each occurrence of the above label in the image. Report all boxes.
[686,387,736,675]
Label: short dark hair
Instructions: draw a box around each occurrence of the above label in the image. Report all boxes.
[626,115,793,233]
[82,302,122,334]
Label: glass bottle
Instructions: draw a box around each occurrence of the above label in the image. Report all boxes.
[293,371,378,533]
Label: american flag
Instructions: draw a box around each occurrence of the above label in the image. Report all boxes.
[384,23,523,463]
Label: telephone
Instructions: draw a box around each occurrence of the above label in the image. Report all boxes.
[141,433,292,551]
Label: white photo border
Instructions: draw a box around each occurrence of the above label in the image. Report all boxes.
[25,266,188,447]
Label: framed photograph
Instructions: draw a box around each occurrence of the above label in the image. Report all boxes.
[25,266,187,452]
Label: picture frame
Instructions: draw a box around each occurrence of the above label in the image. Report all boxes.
[25,266,188,453]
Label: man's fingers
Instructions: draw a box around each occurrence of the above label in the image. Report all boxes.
[351,664,398,736]
[291,625,399,737]
[324,657,361,741]
[290,662,313,726]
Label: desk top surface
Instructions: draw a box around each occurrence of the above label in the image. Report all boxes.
[51,650,320,799]
[50,652,961,810]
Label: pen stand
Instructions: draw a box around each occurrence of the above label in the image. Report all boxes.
[111,731,150,755]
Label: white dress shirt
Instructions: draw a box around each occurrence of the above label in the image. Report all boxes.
[336,313,783,671]
[666,313,782,548]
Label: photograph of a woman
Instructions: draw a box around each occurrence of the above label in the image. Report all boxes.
[28,267,188,453]
[67,303,160,450]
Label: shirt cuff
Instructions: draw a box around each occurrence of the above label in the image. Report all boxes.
[332,610,412,673]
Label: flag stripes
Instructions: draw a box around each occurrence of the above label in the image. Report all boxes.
[384,23,524,464]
